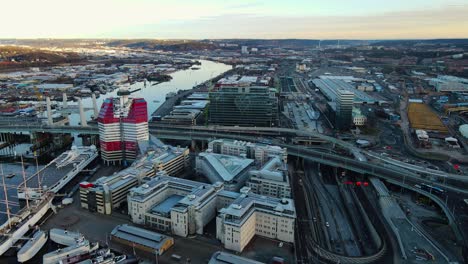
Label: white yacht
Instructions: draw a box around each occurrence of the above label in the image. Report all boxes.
[17,229,48,263]
[50,228,83,246]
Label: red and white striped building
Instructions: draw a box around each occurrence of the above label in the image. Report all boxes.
[98,93,149,165]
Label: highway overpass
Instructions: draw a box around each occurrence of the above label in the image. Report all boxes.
[1,121,466,253]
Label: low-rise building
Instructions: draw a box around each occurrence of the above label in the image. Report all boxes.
[196,152,254,191]
[208,251,264,264]
[352,108,367,126]
[216,187,296,252]
[80,140,189,215]
[208,139,287,165]
[127,174,239,237]
[80,168,140,214]
[246,156,291,198]
[110,224,174,256]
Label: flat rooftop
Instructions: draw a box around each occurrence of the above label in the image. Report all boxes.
[128,175,216,207]
[220,191,296,226]
[150,194,184,216]
[209,251,264,264]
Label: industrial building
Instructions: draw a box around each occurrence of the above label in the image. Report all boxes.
[216,187,296,252]
[110,224,174,256]
[98,88,149,165]
[246,156,291,198]
[196,152,254,191]
[312,78,380,105]
[208,86,279,127]
[127,175,238,237]
[208,251,264,264]
[427,75,468,92]
[208,139,287,165]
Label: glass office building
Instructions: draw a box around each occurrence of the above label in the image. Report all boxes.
[208,86,278,127]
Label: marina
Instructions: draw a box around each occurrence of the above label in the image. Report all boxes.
[0,59,232,263]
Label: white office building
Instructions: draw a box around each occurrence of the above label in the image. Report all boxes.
[246,156,291,198]
[208,139,287,165]
[80,139,189,215]
[127,174,240,237]
[216,187,296,252]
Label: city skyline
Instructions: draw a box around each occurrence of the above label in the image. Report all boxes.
[1,0,468,39]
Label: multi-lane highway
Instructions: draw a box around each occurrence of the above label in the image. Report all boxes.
[0,120,467,257]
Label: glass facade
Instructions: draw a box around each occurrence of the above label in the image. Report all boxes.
[208,86,279,127]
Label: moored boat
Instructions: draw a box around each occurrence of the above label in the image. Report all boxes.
[50,228,83,246]
[17,229,48,263]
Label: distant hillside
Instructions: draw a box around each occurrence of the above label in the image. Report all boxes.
[208,39,378,48]
[106,40,215,51]
[0,46,83,70]
[372,39,468,47]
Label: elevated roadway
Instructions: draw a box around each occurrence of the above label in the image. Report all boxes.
[1,121,466,260]
[0,122,467,183]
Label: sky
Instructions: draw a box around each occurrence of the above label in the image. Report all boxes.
[1,0,468,39]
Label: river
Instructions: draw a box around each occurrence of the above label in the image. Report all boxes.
[69,59,231,125]
[0,59,231,225]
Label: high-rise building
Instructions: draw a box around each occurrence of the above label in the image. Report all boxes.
[208,86,278,127]
[241,46,248,54]
[98,89,149,165]
[336,88,354,130]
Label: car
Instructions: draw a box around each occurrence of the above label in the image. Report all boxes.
[325,222,330,227]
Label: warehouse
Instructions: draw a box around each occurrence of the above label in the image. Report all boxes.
[110,224,174,255]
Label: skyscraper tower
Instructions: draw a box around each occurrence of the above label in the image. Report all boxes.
[336,88,354,130]
[98,88,148,165]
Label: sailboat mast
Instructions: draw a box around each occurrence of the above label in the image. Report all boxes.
[35,154,41,194]
[20,156,30,209]
[1,165,11,229]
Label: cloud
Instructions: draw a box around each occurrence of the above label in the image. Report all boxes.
[147,5,468,39]
[0,1,467,39]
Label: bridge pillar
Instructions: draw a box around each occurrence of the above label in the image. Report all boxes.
[191,140,196,150]
[62,93,68,108]
[46,97,53,126]
[78,98,87,127]
[92,93,99,119]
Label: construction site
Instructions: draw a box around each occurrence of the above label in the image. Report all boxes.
[407,102,448,133]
